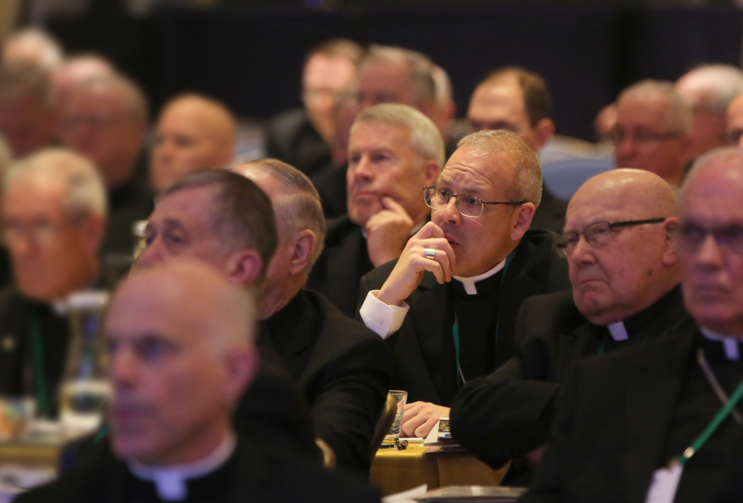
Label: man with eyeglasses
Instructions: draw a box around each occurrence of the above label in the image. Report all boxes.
[519,148,743,503]
[357,129,570,438]
[450,168,689,485]
[0,149,107,419]
[612,80,693,186]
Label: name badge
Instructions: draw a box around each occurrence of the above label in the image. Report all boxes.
[644,463,683,503]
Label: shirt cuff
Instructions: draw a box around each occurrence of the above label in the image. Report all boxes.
[359,290,410,339]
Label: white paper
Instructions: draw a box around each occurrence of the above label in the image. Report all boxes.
[644,463,683,503]
[382,484,428,503]
[422,420,441,445]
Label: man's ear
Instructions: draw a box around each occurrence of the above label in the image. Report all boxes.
[224,249,263,287]
[289,230,317,276]
[422,159,440,186]
[662,217,679,267]
[510,203,535,241]
[534,118,555,152]
[222,348,259,404]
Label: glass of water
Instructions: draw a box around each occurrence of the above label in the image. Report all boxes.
[384,390,408,444]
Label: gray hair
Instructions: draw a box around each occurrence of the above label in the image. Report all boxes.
[352,103,445,170]
[5,148,107,220]
[361,45,437,105]
[619,80,692,134]
[64,74,149,124]
[242,158,326,269]
[677,64,743,115]
[457,130,543,207]
[4,29,63,72]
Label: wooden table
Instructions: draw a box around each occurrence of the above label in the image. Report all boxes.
[370,443,510,496]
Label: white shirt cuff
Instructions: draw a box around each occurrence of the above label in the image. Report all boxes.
[359,290,409,339]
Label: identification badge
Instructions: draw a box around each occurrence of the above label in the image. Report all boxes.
[644,463,683,503]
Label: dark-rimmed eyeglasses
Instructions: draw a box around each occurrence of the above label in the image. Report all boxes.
[556,218,667,254]
[676,223,743,255]
[423,186,526,218]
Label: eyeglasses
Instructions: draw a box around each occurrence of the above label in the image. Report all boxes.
[676,223,743,255]
[556,218,667,254]
[720,129,743,146]
[607,128,685,145]
[423,186,525,218]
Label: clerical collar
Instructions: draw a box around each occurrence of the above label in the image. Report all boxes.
[603,286,682,342]
[128,431,237,501]
[700,327,741,361]
[452,259,506,295]
[607,322,629,342]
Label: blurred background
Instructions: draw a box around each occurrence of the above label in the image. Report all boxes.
[3,0,743,148]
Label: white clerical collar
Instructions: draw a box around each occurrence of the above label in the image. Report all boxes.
[452,259,506,295]
[700,327,741,361]
[607,322,629,342]
[128,431,237,501]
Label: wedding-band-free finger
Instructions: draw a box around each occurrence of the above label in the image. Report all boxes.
[424,248,436,259]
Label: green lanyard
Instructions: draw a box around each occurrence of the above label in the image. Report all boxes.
[673,373,743,467]
[30,310,49,418]
[452,251,515,388]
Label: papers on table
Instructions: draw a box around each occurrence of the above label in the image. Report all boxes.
[413,485,528,502]
[382,484,428,503]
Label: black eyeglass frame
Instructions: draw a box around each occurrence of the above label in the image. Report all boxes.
[556,218,667,250]
[423,186,526,218]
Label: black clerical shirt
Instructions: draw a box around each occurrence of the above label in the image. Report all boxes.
[658,334,743,503]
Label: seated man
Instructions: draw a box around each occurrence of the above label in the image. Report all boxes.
[467,66,565,233]
[0,149,106,418]
[56,74,152,257]
[522,147,743,503]
[233,158,392,473]
[450,169,689,484]
[611,80,693,186]
[358,130,571,438]
[136,170,318,459]
[675,64,743,158]
[265,38,362,176]
[17,260,380,502]
[307,103,443,317]
[0,62,55,158]
[724,91,743,147]
[51,54,116,108]
[149,94,237,193]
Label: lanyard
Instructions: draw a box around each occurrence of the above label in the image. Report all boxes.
[30,310,49,418]
[697,347,743,424]
[672,364,743,467]
[452,251,515,388]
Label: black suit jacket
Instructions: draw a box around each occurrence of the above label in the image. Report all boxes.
[306,216,371,318]
[450,287,690,471]
[530,189,566,235]
[358,230,571,406]
[103,169,153,258]
[19,435,380,503]
[520,322,725,503]
[310,164,347,219]
[264,108,331,176]
[265,289,392,474]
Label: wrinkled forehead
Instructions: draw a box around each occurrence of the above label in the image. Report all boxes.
[567,181,658,229]
[616,92,671,129]
[438,149,515,197]
[680,164,743,224]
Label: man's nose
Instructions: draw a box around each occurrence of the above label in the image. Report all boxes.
[435,196,462,225]
[695,233,725,269]
[569,235,597,266]
[110,347,138,392]
[353,156,374,181]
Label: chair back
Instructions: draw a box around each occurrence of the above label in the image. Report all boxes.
[370,392,398,461]
[541,158,615,202]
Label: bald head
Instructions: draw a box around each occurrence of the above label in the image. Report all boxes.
[107,259,257,465]
[565,169,679,324]
[52,55,115,105]
[150,94,236,193]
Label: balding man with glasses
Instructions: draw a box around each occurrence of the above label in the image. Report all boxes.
[357,130,570,439]
[519,148,743,503]
[451,168,690,486]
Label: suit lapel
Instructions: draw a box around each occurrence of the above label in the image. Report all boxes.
[624,326,697,503]
[325,226,366,311]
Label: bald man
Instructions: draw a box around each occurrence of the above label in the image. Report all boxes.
[451,169,691,485]
[150,94,236,193]
[17,259,380,503]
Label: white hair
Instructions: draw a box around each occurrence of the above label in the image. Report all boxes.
[677,64,743,115]
[4,29,63,72]
[5,148,107,219]
[619,80,692,134]
[352,103,445,170]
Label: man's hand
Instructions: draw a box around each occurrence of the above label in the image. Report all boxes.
[365,197,415,267]
[377,221,456,307]
[401,402,450,438]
